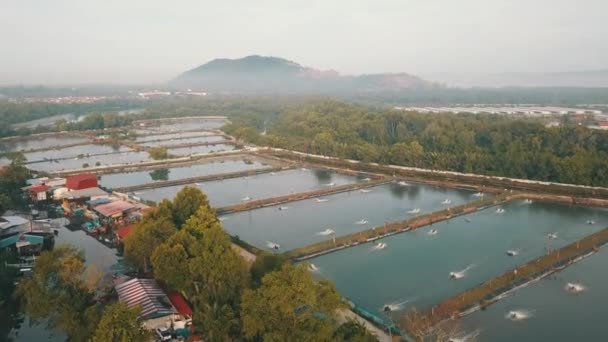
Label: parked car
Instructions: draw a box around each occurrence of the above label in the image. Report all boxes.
[155,327,172,341]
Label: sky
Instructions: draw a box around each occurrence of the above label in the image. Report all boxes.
[1,0,607,85]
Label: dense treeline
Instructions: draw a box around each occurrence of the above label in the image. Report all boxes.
[121,187,375,341]
[224,100,608,187]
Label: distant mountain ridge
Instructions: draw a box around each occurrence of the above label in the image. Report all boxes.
[170,55,434,93]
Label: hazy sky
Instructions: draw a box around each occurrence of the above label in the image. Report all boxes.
[2,0,607,85]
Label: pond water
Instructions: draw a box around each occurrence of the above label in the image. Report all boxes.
[156,119,226,131]
[11,113,76,129]
[5,220,122,341]
[459,246,608,342]
[141,135,226,148]
[221,182,474,251]
[137,168,359,207]
[0,136,88,153]
[29,151,151,172]
[166,144,235,156]
[309,200,608,316]
[135,131,214,143]
[23,144,130,163]
[99,158,270,189]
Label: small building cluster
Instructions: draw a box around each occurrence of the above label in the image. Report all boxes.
[23,172,148,245]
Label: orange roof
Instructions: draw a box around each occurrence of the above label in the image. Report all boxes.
[115,224,135,239]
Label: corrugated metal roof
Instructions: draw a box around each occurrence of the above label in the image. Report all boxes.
[115,278,176,319]
[93,200,135,217]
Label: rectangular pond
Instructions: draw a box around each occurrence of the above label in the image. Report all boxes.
[28,151,151,172]
[23,144,131,163]
[308,200,608,316]
[98,157,271,189]
[167,144,235,156]
[137,168,360,208]
[0,136,88,153]
[135,131,214,143]
[141,135,226,148]
[157,119,226,131]
[221,182,474,251]
[459,246,608,342]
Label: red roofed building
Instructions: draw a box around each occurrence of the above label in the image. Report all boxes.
[598,121,608,127]
[167,292,193,317]
[28,184,49,201]
[115,224,135,242]
[65,173,98,190]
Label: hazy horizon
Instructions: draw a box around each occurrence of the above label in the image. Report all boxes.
[2,0,607,85]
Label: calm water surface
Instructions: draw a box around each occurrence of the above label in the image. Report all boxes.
[222,182,473,251]
[142,135,226,147]
[28,151,151,172]
[24,144,130,162]
[0,136,88,153]
[135,131,213,142]
[167,144,234,156]
[138,168,359,207]
[99,159,269,189]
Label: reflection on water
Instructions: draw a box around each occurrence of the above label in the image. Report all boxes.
[149,168,170,181]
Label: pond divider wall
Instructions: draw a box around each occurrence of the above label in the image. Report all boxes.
[262,149,608,199]
[216,179,391,215]
[113,165,293,193]
[419,225,608,327]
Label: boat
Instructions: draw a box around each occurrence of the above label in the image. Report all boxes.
[372,242,387,250]
[450,264,474,279]
[362,177,371,182]
[473,192,484,197]
[496,208,505,214]
[218,216,227,222]
[587,220,596,225]
[359,189,371,193]
[195,182,202,186]
[241,196,252,201]
[397,181,410,186]
[564,282,586,294]
[464,218,472,223]
[408,208,421,214]
[355,219,368,225]
[505,310,532,321]
[308,263,319,272]
[266,241,280,250]
[317,228,335,236]
[506,249,519,256]
[547,232,558,239]
[315,198,328,203]
[324,182,336,187]
[301,167,309,171]
[270,172,276,175]
[524,199,533,204]
[427,229,438,235]
[441,198,452,205]
[277,206,289,211]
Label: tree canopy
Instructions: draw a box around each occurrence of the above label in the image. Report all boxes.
[92,303,148,342]
[241,263,343,342]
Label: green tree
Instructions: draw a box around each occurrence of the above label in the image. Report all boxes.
[148,146,170,160]
[241,263,343,342]
[17,245,101,341]
[333,321,377,342]
[124,209,177,272]
[152,204,249,341]
[149,168,170,181]
[171,186,213,227]
[92,303,148,342]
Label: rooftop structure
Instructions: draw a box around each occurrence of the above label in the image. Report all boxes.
[93,200,136,218]
[65,173,98,190]
[115,278,177,320]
